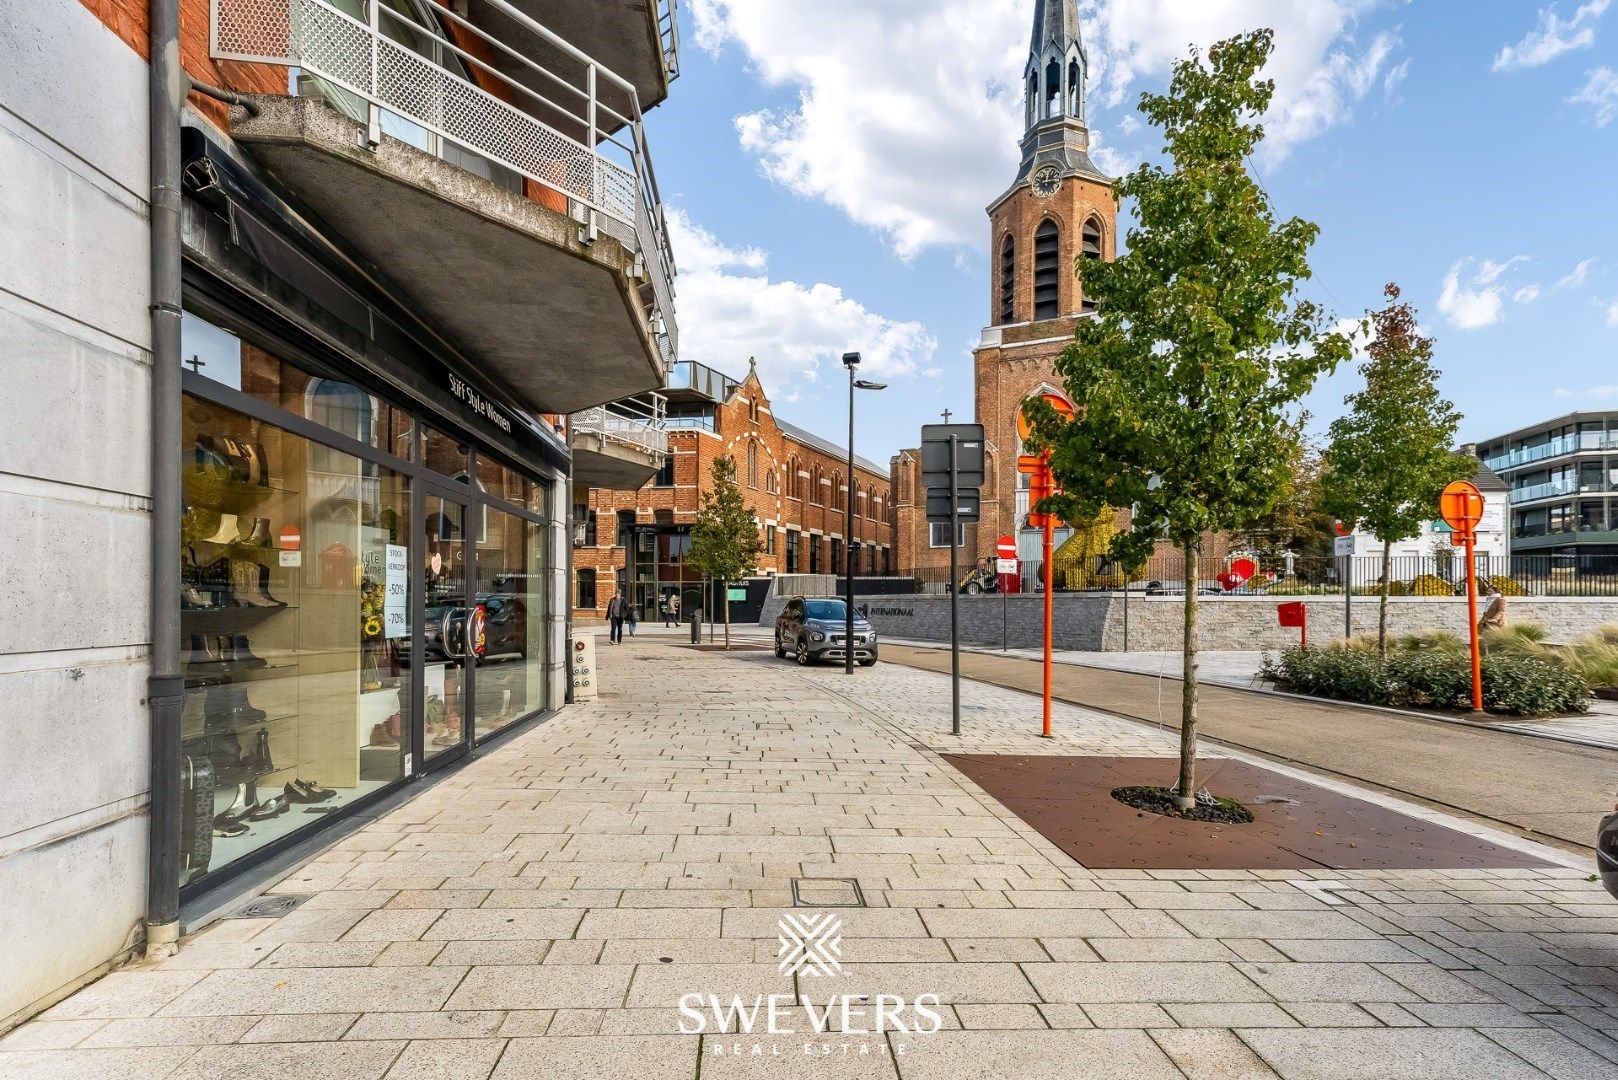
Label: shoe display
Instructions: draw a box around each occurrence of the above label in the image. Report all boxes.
[212,814,249,838]
[246,794,288,821]
[253,728,275,775]
[220,781,254,821]
[369,723,398,748]
[230,635,268,668]
[204,683,267,731]
[187,634,224,666]
[201,512,241,546]
[284,779,334,804]
[295,778,336,800]
[240,517,272,548]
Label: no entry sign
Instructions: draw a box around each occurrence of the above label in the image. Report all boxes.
[997,535,1017,559]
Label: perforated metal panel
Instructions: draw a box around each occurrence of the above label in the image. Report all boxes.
[212,0,295,64]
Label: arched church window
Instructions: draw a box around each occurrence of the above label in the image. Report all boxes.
[1044,58,1061,119]
[1033,220,1060,320]
[1068,60,1082,116]
[999,235,1016,323]
[747,440,758,488]
[1082,217,1103,260]
[1027,72,1038,128]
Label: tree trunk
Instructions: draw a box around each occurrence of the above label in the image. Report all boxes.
[722,577,731,651]
[1177,541,1199,809]
[1378,538,1392,659]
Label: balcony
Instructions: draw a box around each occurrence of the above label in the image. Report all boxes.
[570,393,668,490]
[1485,431,1618,472]
[212,0,677,414]
[1508,478,1578,505]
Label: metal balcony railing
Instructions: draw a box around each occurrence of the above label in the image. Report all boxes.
[1508,477,1578,505]
[659,0,682,80]
[572,393,668,459]
[211,0,678,365]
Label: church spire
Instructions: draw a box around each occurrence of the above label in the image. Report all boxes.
[1010,0,1105,191]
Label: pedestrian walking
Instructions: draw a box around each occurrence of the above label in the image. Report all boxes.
[606,592,627,644]
[667,591,680,628]
[1478,582,1506,634]
[626,601,637,637]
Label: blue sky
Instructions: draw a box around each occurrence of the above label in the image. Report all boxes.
[643,1,1617,462]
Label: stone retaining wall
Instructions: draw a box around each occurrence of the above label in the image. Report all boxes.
[758,594,1618,652]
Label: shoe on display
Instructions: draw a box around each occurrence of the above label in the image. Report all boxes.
[240,517,272,548]
[187,634,222,666]
[247,794,288,820]
[220,781,254,821]
[181,582,216,610]
[295,778,336,800]
[431,732,460,748]
[369,723,399,748]
[231,634,268,668]
[254,728,275,775]
[212,814,249,838]
[201,512,241,546]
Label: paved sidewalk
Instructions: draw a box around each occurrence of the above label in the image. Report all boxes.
[5,639,1618,1078]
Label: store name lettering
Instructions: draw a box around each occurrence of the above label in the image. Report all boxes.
[447,373,513,434]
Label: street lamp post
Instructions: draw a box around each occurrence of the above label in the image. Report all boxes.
[842,351,886,675]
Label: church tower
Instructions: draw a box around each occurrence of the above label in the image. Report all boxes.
[894,0,1117,582]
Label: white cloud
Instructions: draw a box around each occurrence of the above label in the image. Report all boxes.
[1514,284,1542,303]
[1555,387,1574,397]
[1555,257,1597,289]
[691,0,1403,257]
[1493,1,1611,72]
[1472,255,1529,284]
[1559,383,1618,398]
[664,208,937,391]
[1569,66,1618,126]
[1607,296,1618,327]
[1085,1,1402,163]
[1437,258,1506,330]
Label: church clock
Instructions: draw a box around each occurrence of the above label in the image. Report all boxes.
[1032,164,1063,198]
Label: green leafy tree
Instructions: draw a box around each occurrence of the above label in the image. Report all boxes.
[687,456,762,650]
[1231,422,1335,571]
[1323,283,1471,657]
[1026,30,1350,809]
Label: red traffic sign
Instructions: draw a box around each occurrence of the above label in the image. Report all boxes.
[1333,519,1352,537]
[277,525,301,551]
[997,534,1017,559]
[1440,480,1483,533]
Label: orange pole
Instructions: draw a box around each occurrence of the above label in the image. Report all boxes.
[1465,531,1482,712]
[1041,508,1054,737]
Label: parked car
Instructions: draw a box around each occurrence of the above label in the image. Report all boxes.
[775,597,877,666]
[423,593,528,662]
[1600,798,1618,900]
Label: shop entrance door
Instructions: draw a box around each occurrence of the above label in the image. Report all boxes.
[418,484,474,769]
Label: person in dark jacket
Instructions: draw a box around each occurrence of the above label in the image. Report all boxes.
[606,592,627,644]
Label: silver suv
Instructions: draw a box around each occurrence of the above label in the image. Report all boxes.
[774,597,878,667]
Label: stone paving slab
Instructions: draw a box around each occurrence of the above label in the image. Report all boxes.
[3,639,1616,1078]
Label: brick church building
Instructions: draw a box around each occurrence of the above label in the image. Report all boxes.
[573,360,894,621]
[894,0,1116,583]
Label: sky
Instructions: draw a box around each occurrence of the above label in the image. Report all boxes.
[641,0,1618,462]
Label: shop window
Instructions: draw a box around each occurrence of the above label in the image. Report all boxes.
[475,504,547,739]
[576,568,597,610]
[475,453,527,508]
[178,392,411,891]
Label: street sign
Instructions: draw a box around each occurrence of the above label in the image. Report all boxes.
[997,535,1017,559]
[726,587,747,602]
[1440,480,1484,536]
[920,424,986,488]
[926,490,980,522]
[1333,534,1356,557]
[996,558,1018,575]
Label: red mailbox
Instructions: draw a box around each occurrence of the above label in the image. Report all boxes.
[1277,601,1308,649]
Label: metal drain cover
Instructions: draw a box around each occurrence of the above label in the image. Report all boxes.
[230,894,309,919]
[791,877,866,908]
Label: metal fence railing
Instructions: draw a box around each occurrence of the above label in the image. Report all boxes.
[571,393,668,458]
[211,0,677,363]
[896,553,1618,598]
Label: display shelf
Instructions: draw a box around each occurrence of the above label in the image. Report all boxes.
[183,662,301,690]
[180,604,298,629]
[184,710,299,742]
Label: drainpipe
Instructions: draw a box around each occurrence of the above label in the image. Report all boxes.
[145,0,185,959]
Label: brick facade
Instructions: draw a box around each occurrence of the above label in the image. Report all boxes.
[572,365,894,618]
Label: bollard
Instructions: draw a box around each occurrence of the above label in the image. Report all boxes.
[689,610,701,644]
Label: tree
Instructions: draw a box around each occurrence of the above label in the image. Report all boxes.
[1026,30,1350,810]
[1230,422,1335,572]
[687,456,762,650]
[1323,283,1471,657]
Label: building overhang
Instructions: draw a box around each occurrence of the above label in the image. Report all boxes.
[229,96,664,416]
[570,437,660,491]
[467,1,675,136]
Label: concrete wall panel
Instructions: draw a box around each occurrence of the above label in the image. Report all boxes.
[0,298,151,498]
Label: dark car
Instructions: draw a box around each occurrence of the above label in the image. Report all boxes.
[774,597,877,667]
[423,593,528,662]
[1600,800,1618,900]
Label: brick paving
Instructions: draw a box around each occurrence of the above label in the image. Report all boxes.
[4,638,1618,1078]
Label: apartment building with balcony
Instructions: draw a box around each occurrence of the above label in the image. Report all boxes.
[0,0,679,1026]
[1477,412,1618,570]
[573,360,895,622]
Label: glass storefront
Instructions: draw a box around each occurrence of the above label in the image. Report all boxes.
[177,308,554,893]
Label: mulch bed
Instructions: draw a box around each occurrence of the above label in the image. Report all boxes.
[944,754,1555,871]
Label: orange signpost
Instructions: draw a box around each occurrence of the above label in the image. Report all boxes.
[1440,479,1486,712]
[1017,392,1075,738]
